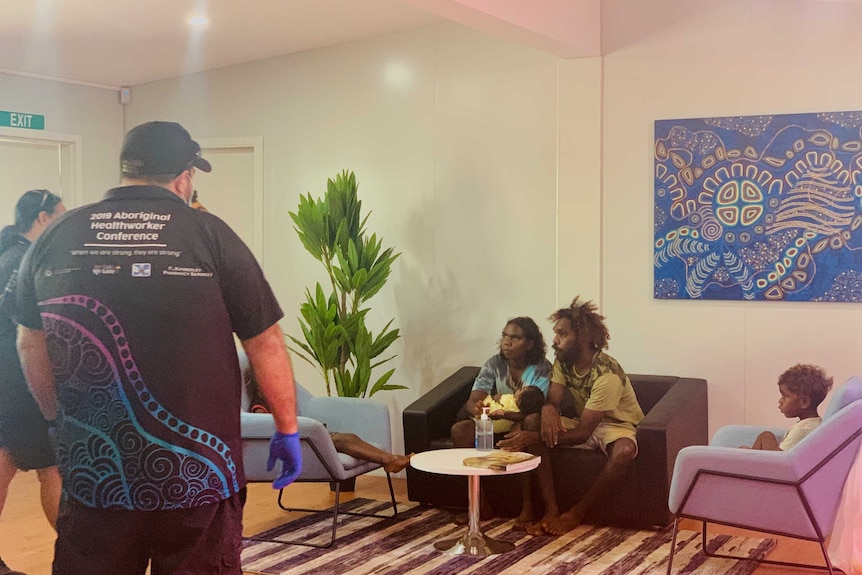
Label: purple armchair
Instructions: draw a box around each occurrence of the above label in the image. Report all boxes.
[667,376,862,575]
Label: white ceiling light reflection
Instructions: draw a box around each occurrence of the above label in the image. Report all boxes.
[383,61,414,89]
[187,15,209,27]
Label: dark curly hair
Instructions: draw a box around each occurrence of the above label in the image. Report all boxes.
[549,296,610,351]
[778,364,833,408]
[498,316,547,366]
[516,385,545,415]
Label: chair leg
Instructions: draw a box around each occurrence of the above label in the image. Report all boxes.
[666,516,681,575]
[249,473,400,549]
[818,539,837,575]
[700,520,842,573]
[278,473,399,520]
[244,484,341,549]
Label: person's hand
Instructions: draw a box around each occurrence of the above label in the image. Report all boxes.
[497,429,538,452]
[540,404,564,447]
[472,400,486,417]
[267,431,302,489]
[489,409,505,419]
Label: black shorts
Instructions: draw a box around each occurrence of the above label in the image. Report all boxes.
[53,488,247,575]
[0,353,55,470]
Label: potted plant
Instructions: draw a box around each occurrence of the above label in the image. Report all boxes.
[288,170,405,399]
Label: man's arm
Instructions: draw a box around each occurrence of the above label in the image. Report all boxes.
[556,408,603,446]
[241,323,298,434]
[242,323,302,489]
[540,382,568,446]
[17,326,56,420]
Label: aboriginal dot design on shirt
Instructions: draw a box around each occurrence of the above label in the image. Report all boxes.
[40,295,238,510]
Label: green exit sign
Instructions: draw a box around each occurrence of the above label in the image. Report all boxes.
[0,111,45,130]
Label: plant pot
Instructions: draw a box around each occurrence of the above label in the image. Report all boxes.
[329,477,356,492]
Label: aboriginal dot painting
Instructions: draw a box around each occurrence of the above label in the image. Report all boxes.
[654,111,862,301]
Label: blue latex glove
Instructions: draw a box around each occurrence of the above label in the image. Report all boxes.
[267,431,302,489]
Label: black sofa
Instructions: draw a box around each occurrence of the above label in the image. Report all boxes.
[402,367,708,529]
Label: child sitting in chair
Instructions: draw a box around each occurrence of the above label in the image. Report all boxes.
[746,364,833,451]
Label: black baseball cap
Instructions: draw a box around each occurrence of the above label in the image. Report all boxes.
[120,121,212,178]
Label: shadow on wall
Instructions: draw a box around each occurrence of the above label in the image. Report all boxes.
[391,199,502,397]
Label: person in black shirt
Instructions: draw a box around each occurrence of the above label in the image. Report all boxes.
[0,189,65,575]
[16,123,301,575]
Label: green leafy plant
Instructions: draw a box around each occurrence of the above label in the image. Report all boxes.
[288,170,405,397]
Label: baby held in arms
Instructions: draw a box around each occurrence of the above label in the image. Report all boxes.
[481,385,545,434]
[744,364,833,451]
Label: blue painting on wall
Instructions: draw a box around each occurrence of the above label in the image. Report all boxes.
[654,111,862,301]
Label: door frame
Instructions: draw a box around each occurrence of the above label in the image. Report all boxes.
[0,127,84,209]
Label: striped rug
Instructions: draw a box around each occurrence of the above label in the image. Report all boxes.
[241,499,776,575]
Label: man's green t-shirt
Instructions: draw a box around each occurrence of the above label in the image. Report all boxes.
[551,351,644,426]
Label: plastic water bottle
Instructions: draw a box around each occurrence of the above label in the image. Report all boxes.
[475,406,494,451]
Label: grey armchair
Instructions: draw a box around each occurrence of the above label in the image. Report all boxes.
[239,352,398,547]
[667,376,862,574]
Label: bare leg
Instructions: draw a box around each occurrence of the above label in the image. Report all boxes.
[516,414,558,536]
[330,432,411,473]
[450,419,476,448]
[0,448,18,519]
[544,438,636,535]
[750,431,781,451]
[36,465,62,530]
[0,448,20,568]
[512,473,534,530]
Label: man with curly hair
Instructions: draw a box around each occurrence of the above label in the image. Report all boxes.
[499,296,643,536]
[746,364,833,451]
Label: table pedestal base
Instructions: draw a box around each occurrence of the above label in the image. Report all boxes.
[434,474,514,556]
[434,532,515,556]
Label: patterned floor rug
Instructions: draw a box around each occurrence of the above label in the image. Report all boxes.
[241,499,776,575]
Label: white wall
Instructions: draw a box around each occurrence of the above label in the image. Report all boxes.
[602,0,862,434]
[11,1,853,452]
[124,23,602,456]
[0,74,124,205]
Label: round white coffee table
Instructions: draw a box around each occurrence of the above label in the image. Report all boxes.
[410,448,540,556]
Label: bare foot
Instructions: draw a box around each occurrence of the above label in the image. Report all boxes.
[512,512,534,531]
[383,453,413,474]
[522,512,558,536]
[543,510,582,535]
[525,521,548,536]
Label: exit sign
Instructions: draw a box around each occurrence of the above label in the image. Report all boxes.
[0,111,45,130]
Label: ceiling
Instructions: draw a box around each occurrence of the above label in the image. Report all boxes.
[4,0,853,90]
[0,0,444,88]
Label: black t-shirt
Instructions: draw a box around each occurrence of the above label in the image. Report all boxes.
[16,185,283,510]
[0,236,32,411]
[0,236,29,351]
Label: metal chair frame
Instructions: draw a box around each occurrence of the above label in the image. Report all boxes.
[666,426,862,575]
[245,437,399,549]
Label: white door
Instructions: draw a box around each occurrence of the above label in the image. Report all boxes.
[195,137,263,264]
[0,130,82,225]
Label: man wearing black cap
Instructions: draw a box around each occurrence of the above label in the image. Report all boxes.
[14,121,301,574]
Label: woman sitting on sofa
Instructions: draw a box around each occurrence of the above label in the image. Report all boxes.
[448,316,551,525]
[450,316,552,449]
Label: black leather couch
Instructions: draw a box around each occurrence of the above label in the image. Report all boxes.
[402,367,708,529]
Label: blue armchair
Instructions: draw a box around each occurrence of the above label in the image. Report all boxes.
[666,376,862,575]
[239,352,398,547]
